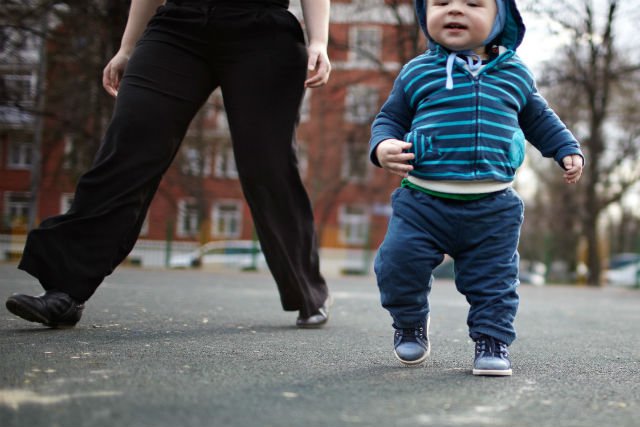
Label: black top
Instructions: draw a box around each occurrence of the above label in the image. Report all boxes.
[168,0,290,7]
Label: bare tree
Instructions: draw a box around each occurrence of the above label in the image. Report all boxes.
[300,0,424,247]
[523,0,640,285]
[1,1,130,231]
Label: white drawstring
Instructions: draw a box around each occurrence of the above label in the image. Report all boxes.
[445,51,483,90]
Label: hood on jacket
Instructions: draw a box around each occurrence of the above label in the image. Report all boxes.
[414,0,526,52]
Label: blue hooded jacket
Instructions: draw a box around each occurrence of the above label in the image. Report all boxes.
[370,0,583,185]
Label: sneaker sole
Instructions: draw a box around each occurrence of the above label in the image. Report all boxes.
[5,299,77,329]
[472,368,512,376]
[394,345,431,366]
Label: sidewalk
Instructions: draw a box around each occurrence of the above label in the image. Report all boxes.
[1,262,639,427]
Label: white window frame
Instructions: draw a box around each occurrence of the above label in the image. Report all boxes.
[60,193,74,214]
[139,213,150,237]
[214,141,238,179]
[349,26,382,65]
[352,0,385,7]
[345,85,379,124]
[4,191,31,228]
[211,200,243,239]
[176,199,200,238]
[338,204,370,245]
[181,145,212,177]
[299,91,311,123]
[1,73,36,105]
[7,139,34,170]
[212,90,229,131]
[295,140,309,179]
[341,142,371,183]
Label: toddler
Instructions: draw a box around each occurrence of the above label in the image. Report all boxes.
[370,0,584,375]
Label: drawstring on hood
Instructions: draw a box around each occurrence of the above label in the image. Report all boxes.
[414,0,525,90]
[445,52,481,89]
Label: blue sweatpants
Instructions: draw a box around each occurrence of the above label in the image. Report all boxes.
[374,187,524,345]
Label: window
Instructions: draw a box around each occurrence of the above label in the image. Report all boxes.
[214,140,238,179]
[342,142,370,182]
[0,73,36,105]
[345,85,379,124]
[176,199,200,238]
[0,30,40,62]
[295,140,309,179]
[212,90,229,131]
[338,204,370,245]
[211,201,242,239]
[4,192,31,228]
[7,139,33,169]
[349,26,382,64]
[352,0,384,7]
[299,91,311,123]
[180,145,212,176]
[139,213,150,237]
[62,134,88,171]
[60,193,74,214]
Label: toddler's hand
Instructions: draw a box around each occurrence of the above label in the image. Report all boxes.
[376,139,414,178]
[562,154,583,184]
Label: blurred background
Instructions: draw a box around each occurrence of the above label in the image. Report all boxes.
[1,0,639,287]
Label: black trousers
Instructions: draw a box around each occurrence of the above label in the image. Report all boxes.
[18,1,329,317]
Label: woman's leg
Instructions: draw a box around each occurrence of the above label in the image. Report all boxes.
[19,13,217,302]
[212,6,328,318]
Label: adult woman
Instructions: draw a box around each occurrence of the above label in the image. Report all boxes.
[7,0,332,328]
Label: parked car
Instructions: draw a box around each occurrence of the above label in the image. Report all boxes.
[433,258,546,285]
[169,240,266,270]
[605,253,640,287]
[608,253,640,270]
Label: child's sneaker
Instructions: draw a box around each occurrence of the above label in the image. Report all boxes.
[393,317,430,365]
[472,334,512,376]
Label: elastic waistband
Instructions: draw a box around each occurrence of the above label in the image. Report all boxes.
[168,0,289,7]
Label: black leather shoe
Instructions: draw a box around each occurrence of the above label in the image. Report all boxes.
[296,295,332,329]
[6,290,84,328]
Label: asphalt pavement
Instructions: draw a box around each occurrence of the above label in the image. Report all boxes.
[0,262,639,427]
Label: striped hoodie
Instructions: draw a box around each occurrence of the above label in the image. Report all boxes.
[369,0,583,190]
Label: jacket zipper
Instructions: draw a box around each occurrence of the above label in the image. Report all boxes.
[473,77,480,174]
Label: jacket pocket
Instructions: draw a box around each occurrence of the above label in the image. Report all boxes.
[508,129,526,169]
[404,130,434,165]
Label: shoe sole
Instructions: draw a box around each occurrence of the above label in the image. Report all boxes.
[296,295,332,329]
[296,319,328,329]
[395,316,431,366]
[394,344,431,366]
[5,298,77,329]
[472,368,513,376]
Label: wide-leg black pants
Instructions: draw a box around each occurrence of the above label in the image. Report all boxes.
[18,0,329,317]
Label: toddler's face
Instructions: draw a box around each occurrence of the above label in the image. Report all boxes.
[426,0,497,55]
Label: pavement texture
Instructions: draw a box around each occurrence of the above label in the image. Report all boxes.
[0,262,639,427]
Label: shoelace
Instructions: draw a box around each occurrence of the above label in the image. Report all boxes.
[395,326,425,342]
[445,51,482,90]
[476,336,509,358]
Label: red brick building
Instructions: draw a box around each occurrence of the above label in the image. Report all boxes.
[1,0,421,272]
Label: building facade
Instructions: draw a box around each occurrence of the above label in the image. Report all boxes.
[0,0,421,272]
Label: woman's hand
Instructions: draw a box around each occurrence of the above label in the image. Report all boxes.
[102,50,131,97]
[305,42,331,88]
